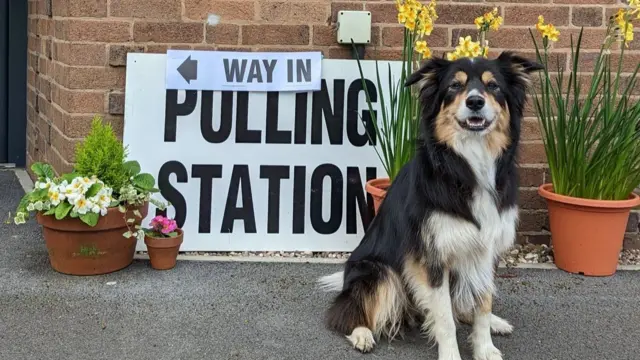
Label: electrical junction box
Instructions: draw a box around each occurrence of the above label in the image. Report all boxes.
[336,10,372,45]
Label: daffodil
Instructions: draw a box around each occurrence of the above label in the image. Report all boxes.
[474,8,503,32]
[614,8,634,47]
[536,15,560,42]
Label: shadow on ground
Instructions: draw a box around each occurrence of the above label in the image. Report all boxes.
[1,170,639,360]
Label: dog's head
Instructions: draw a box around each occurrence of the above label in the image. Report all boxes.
[405,52,543,153]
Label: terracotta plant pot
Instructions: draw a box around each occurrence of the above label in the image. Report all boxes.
[365,178,391,214]
[36,202,149,276]
[144,229,184,270]
[538,184,640,276]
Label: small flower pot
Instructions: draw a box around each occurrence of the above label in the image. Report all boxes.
[144,229,184,270]
[36,202,149,276]
[538,183,640,277]
[365,178,391,214]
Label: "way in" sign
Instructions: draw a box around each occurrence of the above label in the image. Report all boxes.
[165,50,322,93]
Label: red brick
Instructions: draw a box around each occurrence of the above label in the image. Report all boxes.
[365,48,403,60]
[500,0,550,3]
[331,3,364,23]
[365,3,398,24]
[504,5,570,26]
[64,114,124,138]
[518,211,549,231]
[313,25,338,46]
[553,0,614,3]
[108,45,145,67]
[323,46,350,59]
[50,126,80,163]
[146,45,169,53]
[519,142,547,164]
[434,4,495,25]
[53,42,107,66]
[259,2,330,23]
[519,189,547,209]
[184,0,255,21]
[578,52,640,73]
[206,24,240,45]
[110,0,181,19]
[108,92,125,115]
[521,119,541,140]
[55,20,131,42]
[572,7,603,27]
[52,0,107,17]
[134,22,204,43]
[518,166,545,187]
[554,29,608,50]
[52,86,106,113]
[382,26,448,48]
[53,63,126,90]
[242,25,309,45]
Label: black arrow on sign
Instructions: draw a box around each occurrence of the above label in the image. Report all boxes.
[177,55,198,83]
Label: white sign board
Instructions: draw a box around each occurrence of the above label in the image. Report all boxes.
[124,53,402,252]
[165,50,322,92]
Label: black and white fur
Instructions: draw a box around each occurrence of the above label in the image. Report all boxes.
[317,52,544,360]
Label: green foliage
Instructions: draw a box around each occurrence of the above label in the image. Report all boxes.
[530,24,640,200]
[352,31,421,181]
[73,116,129,193]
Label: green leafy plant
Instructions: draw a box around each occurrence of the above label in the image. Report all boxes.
[74,116,129,193]
[12,162,118,226]
[353,0,437,181]
[530,4,640,200]
[12,116,169,239]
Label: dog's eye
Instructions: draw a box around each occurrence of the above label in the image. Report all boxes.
[487,82,500,91]
[449,82,463,91]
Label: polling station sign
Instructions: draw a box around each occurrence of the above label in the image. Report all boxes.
[165,50,322,92]
[123,53,401,252]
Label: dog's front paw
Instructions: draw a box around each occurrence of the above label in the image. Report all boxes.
[346,327,376,353]
[473,344,503,360]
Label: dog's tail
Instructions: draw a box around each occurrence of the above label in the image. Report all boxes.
[317,271,344,292]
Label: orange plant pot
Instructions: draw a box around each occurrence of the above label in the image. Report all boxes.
[538,184,640,277]
[365,178,391,214]
[36,202,149,276]
[144,229,184,270]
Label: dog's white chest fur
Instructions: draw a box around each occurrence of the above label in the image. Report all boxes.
[424,136,518,313]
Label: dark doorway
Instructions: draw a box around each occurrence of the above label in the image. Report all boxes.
[0,0,28,166]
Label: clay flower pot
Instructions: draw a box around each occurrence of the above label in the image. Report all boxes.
[36,202,149,276]
[365,178,391,214]
[144,229,184,270]
[538,183,640,276]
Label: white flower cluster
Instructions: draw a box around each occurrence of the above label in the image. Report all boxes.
[15,176,115,225]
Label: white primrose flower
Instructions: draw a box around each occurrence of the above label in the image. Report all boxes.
[35,178,53,190]
[48,186,65,206]
[72,196,91,215]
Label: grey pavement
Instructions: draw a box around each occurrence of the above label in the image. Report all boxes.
[1,169,639,360]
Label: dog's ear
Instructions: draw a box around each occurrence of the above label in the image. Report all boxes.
[404,57,450,89]
[497,51,545,88]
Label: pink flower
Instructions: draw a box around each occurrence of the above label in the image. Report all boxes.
[148,215,178,235]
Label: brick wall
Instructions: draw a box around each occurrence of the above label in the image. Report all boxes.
[25,0,640,247]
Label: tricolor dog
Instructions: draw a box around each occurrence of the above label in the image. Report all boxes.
[318,52,544,360]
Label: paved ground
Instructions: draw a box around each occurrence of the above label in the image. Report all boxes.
[1,169,639,360]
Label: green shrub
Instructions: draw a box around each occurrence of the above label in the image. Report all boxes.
[73,116,129,194]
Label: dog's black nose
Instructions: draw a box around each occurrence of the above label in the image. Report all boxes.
[465,95,485,111]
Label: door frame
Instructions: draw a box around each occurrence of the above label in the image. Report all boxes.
[1,0,28,167]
